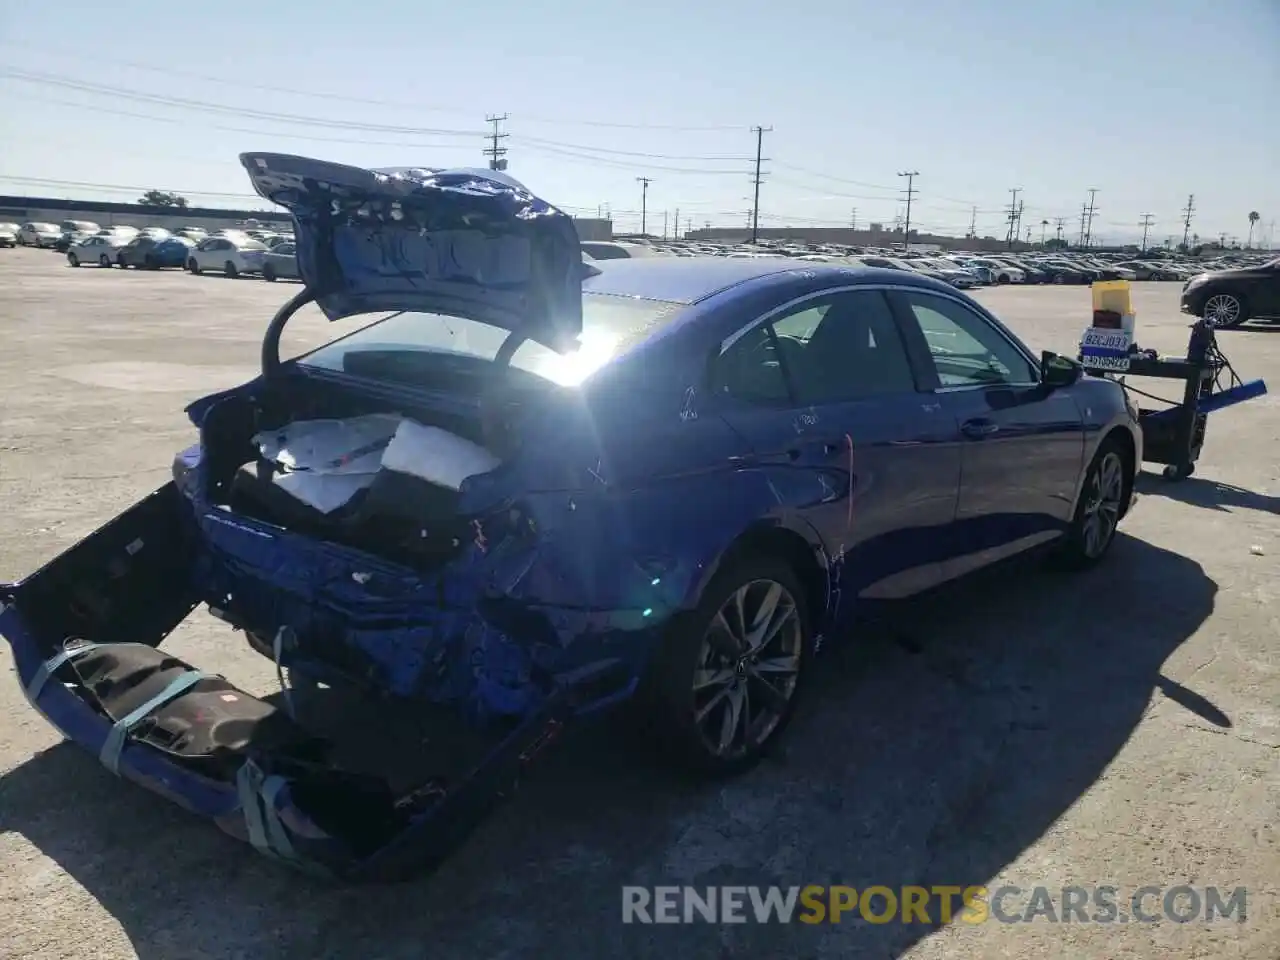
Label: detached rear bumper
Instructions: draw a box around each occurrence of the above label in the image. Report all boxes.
[1,601,585,881]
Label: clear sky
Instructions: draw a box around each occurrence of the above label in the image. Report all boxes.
[1,0,1276,245]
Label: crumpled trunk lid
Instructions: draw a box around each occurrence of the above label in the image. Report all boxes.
[239,153,585,352]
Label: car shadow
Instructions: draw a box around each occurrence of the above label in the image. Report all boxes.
[1136,471,1280,516]
[0,534,1217,959]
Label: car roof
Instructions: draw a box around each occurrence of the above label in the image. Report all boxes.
[581,255,925,304]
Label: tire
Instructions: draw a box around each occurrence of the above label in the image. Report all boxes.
[144,255,156,269]
[188,258,201,275]
[1056,437,1130,569]
[263,264,276,282]
[68,253,79,267]
[116,254,127,268]
[1201,292,1248,329]
[224,261,238,278]
[643,553,812,776]
[99,253,111,268]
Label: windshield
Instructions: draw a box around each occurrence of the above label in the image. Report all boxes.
[297,292,684,388]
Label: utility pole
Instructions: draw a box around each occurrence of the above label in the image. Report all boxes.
[1078,204,1089,247]
[483,113,509,170]
[1181,194,1196,250]
[898,170,919,251]
[750,125,772,244]
[1055,218,1065,243]
[1040,219,1049,245]
[662,210,668,240]
[635,177,652,236]
[1005,188,1021,247]
[1015,199,1025,245]
[850,207,857,229]
[674,208,680,240]
[1083,188,1099,248]
[1139,213,1155,252]
[968,205,977,238]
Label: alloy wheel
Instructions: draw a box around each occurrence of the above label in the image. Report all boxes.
[1202,294,1241,328]
[692,579,803,760]
[1082,451,1124,558]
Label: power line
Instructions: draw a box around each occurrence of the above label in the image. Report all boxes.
[750,126,772,243]
[897,170,919,251]
[483,113,509,170]
[0,46,745,131]
[1139,213,1155,252]
[0,67,485,136]
[513,135,750,162]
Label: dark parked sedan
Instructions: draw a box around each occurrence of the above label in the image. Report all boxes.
[1180,257,1280,328]
[1,152,1142,880]
[149,236,197,268]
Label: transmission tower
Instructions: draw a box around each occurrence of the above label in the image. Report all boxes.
[1181,195,1196,249]
[1139,213,1155,252]
[636,177,652,236]
[1005,188,1021,248]
[750,125,772,243]
[1083,188,1099,248]
[898,170,919,251]
[483,113,509,170]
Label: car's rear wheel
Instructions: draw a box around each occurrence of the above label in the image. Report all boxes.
[68,253,79,267]
[116,254,128,268]
[144,254,156,269]
[646,555,810,776]
[1202,293,1248,329]
[1056,437,1129,569]
[224,261,238,278]
[98,253,111,267]
[188,258,200,275]
[263,264,276,282]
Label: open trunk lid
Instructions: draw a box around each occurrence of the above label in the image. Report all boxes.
[239,153,585,351]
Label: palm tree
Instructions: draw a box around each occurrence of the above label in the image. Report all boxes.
[1247,211,1260,248]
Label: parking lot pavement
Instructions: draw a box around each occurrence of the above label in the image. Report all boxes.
[0,248,1276,960]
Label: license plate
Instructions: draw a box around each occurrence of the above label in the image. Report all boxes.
[1081,354,1130,371]
[1081,329,1131,351]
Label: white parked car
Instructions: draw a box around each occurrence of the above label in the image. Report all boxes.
[962,257,1026,284]
[0,222,17,248]
[186,234,269,276]
[18,222,61,247]
[67,233,134,267]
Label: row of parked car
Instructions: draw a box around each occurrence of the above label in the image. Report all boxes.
[583,238,1218,288]
[0,219,300,282]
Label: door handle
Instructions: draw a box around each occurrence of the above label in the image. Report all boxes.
[961,419,1000,439]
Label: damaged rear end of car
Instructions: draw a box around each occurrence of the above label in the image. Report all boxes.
[0,154,667,881]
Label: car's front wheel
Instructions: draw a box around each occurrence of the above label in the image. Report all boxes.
[99,253,111,267]
[224,261,238,278]
[263,264,276,282]
[646,554,810,776]
[1057,437,1129,569]
[68,253,79,267]
[1201,292,1248,329]
[188,258,200,274]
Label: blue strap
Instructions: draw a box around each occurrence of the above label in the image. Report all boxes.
[25,642,101,702]
[235,759,332,878]
[99,670,206,775]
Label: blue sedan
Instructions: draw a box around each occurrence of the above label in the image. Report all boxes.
[0,154,1141,880]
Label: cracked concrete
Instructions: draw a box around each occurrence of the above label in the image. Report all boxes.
[0,250,1277,959]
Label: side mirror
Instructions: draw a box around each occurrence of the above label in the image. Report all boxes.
[1041,351,1083,389]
